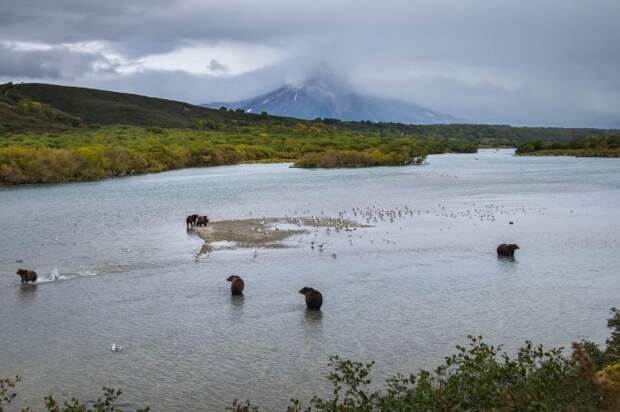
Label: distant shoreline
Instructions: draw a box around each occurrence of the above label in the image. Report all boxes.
[516,149,620,158]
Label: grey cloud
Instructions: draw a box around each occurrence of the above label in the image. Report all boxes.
[207,59,229,74]
[0,0,618,126]
[0,43,115,79]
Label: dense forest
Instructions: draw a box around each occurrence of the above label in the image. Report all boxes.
[516,135,620,157]
[1,82,618,184]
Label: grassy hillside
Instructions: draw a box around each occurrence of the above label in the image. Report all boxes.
[0,82,618,184]
[2,82,617,143]
[0,82,300,133]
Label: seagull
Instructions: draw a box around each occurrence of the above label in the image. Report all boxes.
[111,343,122,352]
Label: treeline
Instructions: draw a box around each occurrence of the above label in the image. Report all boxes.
[292,137,466,168]
[0,125,476,184]
[324,119,620,147]
[516,135,620,157]
[3,83,618,147]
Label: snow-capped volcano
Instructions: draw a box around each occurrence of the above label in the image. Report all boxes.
[203,76,456,124]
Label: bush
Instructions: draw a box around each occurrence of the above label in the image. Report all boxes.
[2,309,620,411]
[0,126,476,184]
[0,378,149,412]
[230,309,620,411]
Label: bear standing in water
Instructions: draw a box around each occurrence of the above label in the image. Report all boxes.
[16,268,37,284]
[299,287,323,311]
[227,275,245,296]
[186,214,199,228]
[497,243,519,257]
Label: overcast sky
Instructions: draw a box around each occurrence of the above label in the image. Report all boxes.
[1,0,618,127]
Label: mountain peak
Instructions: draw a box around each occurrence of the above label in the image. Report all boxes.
[204,77,456,124]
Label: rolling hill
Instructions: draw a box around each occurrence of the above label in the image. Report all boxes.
[0,82,618,185]
[0,82,296,134]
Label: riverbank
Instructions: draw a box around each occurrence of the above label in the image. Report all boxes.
[515,135,619,158]
[0,125,477,185]
[517,148,620,158]
[192,216,366,253]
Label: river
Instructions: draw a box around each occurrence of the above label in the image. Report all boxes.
[1,149,618,410]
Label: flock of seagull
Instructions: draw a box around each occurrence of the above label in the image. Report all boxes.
[245,202,543,257]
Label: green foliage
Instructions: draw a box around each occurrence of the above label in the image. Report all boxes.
[516,136,620,157]
[1,376,20,411]
[229,311,620,411]
[0,125,475,184]
[0,379,148,412]
[3,310,620,411]
[582,308,620,369]
[1,81,617,183]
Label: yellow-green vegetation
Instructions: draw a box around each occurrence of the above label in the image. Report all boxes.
[516,135,620,157]
[2,82,618,185]
[0,125,476,185]
[2,308,619,411]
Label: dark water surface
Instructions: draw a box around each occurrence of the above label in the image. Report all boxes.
[1,149,619,410]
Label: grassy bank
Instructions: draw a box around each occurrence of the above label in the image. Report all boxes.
[0,125,477,184]
[516,136,620,157]
[2,82,619,184]
[517,148,620,157]
[2,308,619,411]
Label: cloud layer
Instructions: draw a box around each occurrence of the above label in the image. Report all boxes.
[1,0,618,127]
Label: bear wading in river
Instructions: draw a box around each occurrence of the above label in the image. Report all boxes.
[299,287,323,311]
[227,275,245,296]
[16,268,37,284]
[497,243,519,258]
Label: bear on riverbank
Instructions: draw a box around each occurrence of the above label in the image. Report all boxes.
[196,216,210,227]
[186,214,199,228]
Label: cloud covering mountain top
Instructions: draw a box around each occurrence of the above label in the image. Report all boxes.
[0,0,618,127]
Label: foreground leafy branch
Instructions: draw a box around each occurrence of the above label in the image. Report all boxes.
[231,308,620,411]
[0,381,149,412]
[3,309,620,411]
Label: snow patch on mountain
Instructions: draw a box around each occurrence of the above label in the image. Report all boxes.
[203,75,457,124]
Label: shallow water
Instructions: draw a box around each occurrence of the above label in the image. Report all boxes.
[1,149,619,411]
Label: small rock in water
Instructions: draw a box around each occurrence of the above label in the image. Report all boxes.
[509,221,514,225]
[16,258,23,263]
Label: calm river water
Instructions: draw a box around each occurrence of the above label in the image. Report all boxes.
[1,149,619,410]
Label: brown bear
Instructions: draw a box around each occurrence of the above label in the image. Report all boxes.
[186,214,199,228]
[196,215,210,227]
[299,287,323,311]
[497,243,519,257]
[16,268,37,284]
[227,275,245,296]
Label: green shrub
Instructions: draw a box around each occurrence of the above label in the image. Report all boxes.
[0,126,476,184]
[2,309,620,411]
